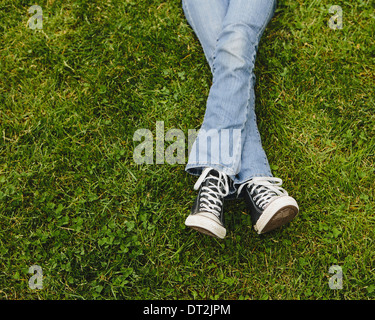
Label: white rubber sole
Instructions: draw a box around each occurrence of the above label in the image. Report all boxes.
[185,212,226,239]
[254,196,299,234]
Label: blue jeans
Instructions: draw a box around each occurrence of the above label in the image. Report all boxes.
[183,0,276,187]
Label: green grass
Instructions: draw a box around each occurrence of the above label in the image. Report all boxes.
[0,0,374,300]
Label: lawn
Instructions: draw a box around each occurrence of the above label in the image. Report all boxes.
[0,0,374,300]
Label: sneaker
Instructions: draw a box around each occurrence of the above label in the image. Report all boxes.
[237,177,298,234]
[185,168,230,239]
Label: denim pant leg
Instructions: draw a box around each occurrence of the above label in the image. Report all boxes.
[181,0,229,72]
[184,0,276,185]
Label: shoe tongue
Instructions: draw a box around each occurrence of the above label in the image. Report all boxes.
[208,169,220,178]
[251,184,277,202]
[206,170,227,194]
[253,184,265,194]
